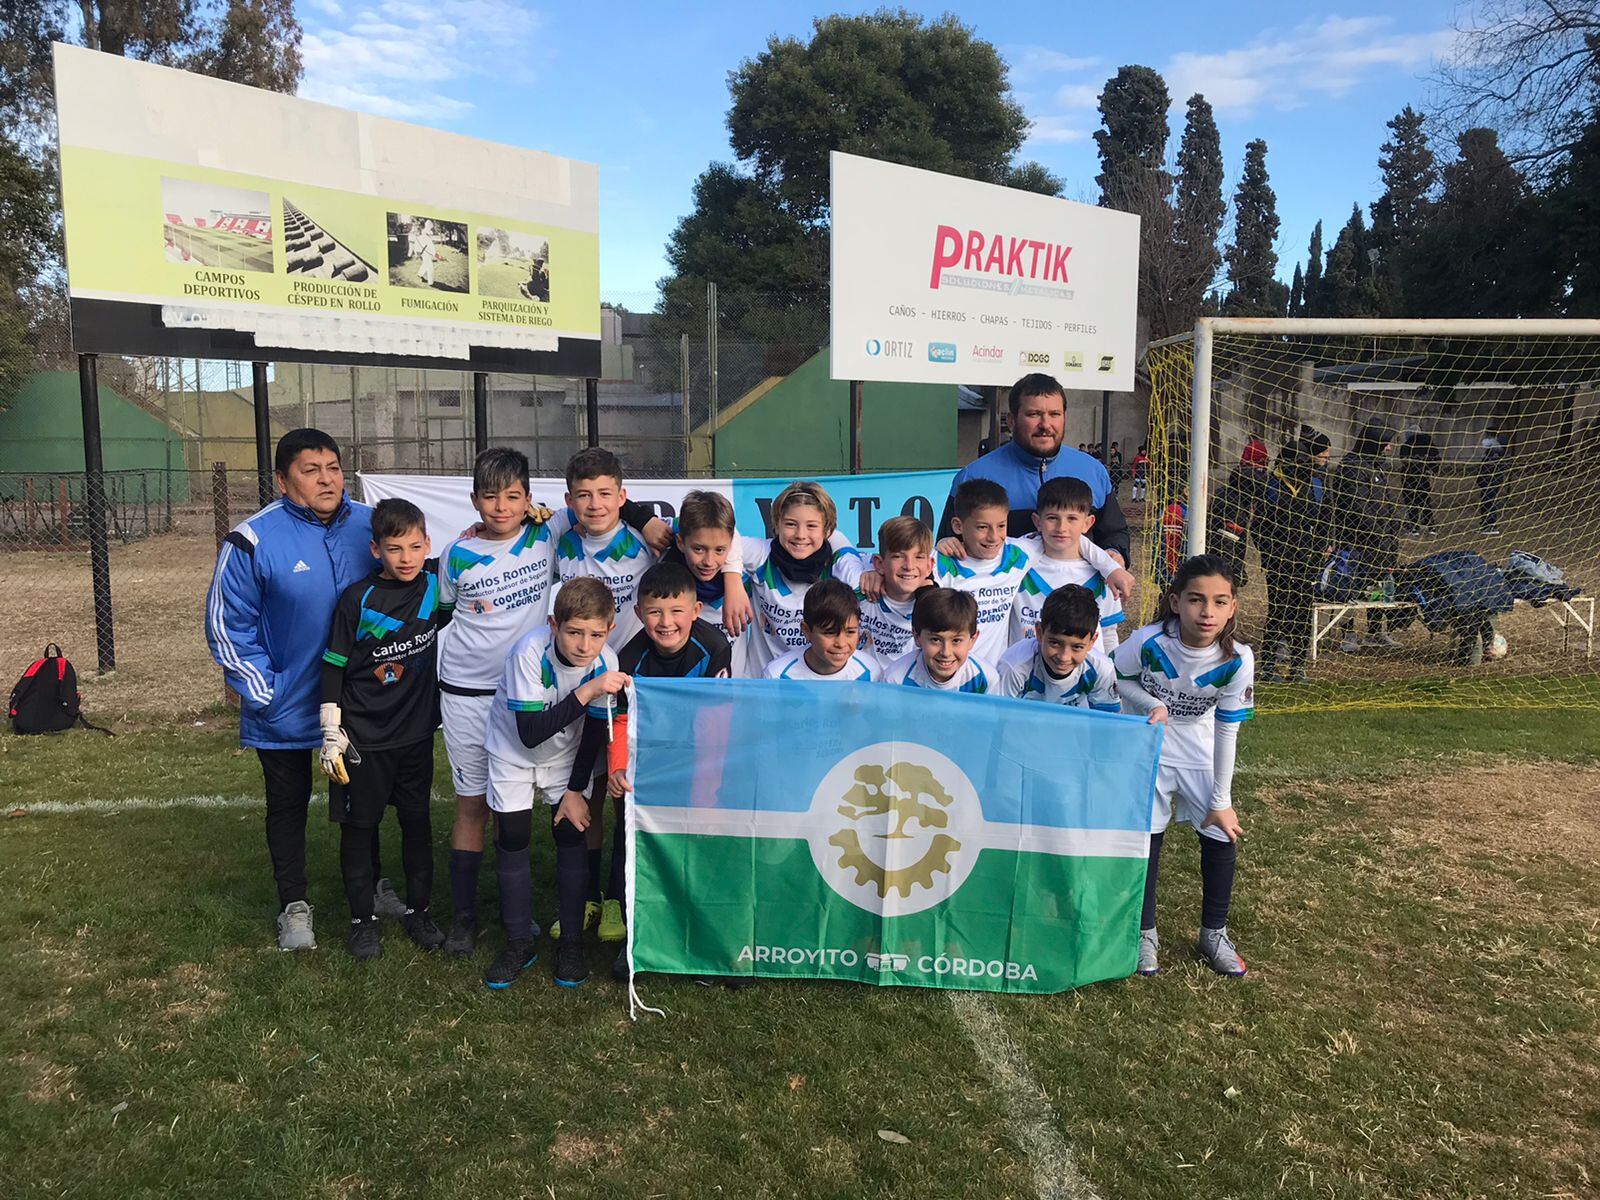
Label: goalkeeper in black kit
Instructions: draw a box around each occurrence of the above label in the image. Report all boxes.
[320,498,450,961]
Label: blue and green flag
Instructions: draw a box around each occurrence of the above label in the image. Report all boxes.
[627,678,1161,994]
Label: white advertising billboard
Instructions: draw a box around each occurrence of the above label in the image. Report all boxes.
[829,152,1140,391]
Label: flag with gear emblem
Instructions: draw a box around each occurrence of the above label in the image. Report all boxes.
[625,676,1162,993]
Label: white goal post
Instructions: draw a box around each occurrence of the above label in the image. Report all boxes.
[1185,317,1600,554]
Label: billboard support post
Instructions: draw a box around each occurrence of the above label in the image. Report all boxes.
[473,372,488,456]
[849,380,863,474]
[585,377,599,447]
[78,352,115,675]
[252,361,272,507]
[1101,390,1111,464]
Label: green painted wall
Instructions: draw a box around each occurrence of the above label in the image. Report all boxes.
[713,349,956,476]
[0,371,188,501]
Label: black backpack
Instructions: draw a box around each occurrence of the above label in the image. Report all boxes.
[8,644,113,736]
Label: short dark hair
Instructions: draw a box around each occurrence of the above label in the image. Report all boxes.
[953,478,1009,521]
[677,490,735,536]
[565,447,623,490]
[473,447,529,496]
[371,498,426,542]
[1008,373,1064,415]
[1038,585,1099,639]
[1036,476,1094,515]
[274,428,341,475]
[912,587,978,636]
[637,561,697,603]
[801,579,859,635]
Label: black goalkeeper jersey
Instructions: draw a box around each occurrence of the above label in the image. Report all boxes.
[321,569,446,750]
[617,618,732,682]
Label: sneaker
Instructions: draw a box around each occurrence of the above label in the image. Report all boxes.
[373,879,408,920]
[347,918,381,961]
[1137,928,1160,976]
[612,947,630,984]
[597,898,626,943]
[402,909,445,951]
[554,941,589,989]
[443,915,477,957]
[483,939,538,989]
[1197,926,1248,977]
[276,900,316,952]
[1338,633,1362,654]
[1363,631,1404,651]
[548,901,599,941]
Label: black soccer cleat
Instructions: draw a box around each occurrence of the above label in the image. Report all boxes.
[483,939,538,990]
[347,918,382,962]
[443,915,477,957]
[402,909,445,952]
[611,947,630,984]
[554,940,589,989]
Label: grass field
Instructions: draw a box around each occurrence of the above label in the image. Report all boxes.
[165,226,273,274]
[3,706,1597,1199]
[388,246,469,293]
[478,258,548,301]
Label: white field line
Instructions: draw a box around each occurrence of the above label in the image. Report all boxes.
[9,792,454,815]
[946,990,1102,1200]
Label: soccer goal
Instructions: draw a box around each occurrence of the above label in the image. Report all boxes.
[1139,318,1600,711]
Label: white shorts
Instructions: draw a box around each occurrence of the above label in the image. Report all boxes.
[485,755,556,814]
[1153,763,1231,843]
[440,691,495,796]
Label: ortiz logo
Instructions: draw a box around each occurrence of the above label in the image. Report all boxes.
[807,743,980,916]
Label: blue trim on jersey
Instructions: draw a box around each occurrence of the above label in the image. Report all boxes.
[1089,701,1121,712]
[755,558,791,596]
[1216,706,1254,723]
[1100,613,1121,627]
[1141,637,1180,679]
[1196,657,1243,689]
[446,543,493,582]
[417,573,438,620]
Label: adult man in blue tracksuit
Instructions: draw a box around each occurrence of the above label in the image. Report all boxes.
[937,373,1131,565]
[206,429,379,951]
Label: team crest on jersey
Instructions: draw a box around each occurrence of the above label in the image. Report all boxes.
[375,662,404,685]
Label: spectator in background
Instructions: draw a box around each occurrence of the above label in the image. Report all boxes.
[1131,445,1150,502]
[1329,422,1404,653]
[1398,427,1442,537]
[1208,437,1269,587]
[1257,426,1331,682]
[1478,426,1508,536]
[1108,441,1125,493]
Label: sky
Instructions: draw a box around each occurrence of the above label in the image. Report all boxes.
[296,0,1465,304]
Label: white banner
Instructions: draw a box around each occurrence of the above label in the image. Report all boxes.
[829,151,1140,391]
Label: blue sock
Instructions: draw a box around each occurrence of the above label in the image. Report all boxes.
[449,849,482,922]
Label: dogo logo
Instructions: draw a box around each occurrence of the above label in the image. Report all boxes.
[865,338,882,356]
[1019,350,1051,366]
[807,743,981,916]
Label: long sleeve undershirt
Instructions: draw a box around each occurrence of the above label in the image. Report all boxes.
[515,696,608,791]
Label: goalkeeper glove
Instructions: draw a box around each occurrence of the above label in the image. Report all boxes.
[319,703,352,785]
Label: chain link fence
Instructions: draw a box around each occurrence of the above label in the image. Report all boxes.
[1,286,839,719]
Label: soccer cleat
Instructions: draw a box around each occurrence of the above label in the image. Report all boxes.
[443,915,477,957]
[373,879,408,920]
[1137,927,1160,976]
[402,909,445,951]
[612,947,630,984]
[597,898,626,943]
[548,901,599,941]
[347,918,381,961]
[483,939,538,989]
[276,900,316,951]
[554,941,589,988]
[1197,926,1248,977]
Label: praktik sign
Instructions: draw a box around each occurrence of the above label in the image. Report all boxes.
[929,226,1073,290]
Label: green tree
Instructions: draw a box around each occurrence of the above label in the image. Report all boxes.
[1289,262,1305,316]
[192,0,303,93]
[1302,220,1324,316]
[1322,203,1381,317]
[1547,106,1600,315]
[1168,93,1225,336]
[1093,65,1174,335]
[1406,128,1558,316]
[1370,106,1436,313]
[1223,139,1287,316]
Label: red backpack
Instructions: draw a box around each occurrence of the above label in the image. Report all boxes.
[8,644,113,736]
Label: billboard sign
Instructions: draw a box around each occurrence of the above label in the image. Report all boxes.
[829,152,1139,391]
[53,44,599,373]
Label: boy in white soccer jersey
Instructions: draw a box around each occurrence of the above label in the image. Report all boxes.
[853,515,934,661]
[740,481,861,675]
[1010,477,1127,654]
[996,585,1120,711]
[1114,554,1254,979]
[764,579,883,682]
[933,479,1031,664]
[882,588,995,694]
[660,490,752,675]
[435,448,671,955]
[482,578,629,990]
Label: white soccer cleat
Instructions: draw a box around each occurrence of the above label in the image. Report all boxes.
[276,900,316,951]
[1137,927,1160,976]
[1197,926,1247,977]
[373,878,408,920]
